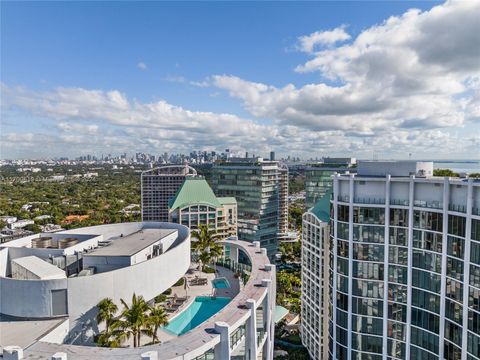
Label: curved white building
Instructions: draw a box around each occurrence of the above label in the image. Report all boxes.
[0,222,276,360]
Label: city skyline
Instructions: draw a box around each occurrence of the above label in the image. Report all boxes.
[2,1,479,160]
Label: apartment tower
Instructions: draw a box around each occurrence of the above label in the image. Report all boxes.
[211,157,287,258]
[324,161,480,360]
[301,189,332,360]
[141,165,197,222]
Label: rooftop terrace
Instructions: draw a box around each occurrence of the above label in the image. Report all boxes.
[84,229,176,257]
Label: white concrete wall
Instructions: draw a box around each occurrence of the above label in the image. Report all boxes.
[449,183,468,207]
[0,277,68,317]
[390,181,410,203]
[474,186,480,210]
[358,161,433,177]
[67,232,190,326]
[0,248,8,279]
[414,181,444,204]
[338,179,350,199]
[66,223,190,331]
[159,230,177,253]
[131,240,161,265]
[353,179,385,200]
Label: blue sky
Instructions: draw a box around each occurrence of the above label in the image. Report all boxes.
[1,1,479,159]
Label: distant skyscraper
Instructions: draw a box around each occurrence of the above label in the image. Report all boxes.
[211,157,286,258]
[322,161,480,360]
[305,157,356,209]
[270,151,275,161]
[141,165,197,222]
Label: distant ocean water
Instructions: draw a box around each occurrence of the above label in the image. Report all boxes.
[433,161,480,174]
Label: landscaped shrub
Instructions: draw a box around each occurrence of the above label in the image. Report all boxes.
[154,294,167,303]
[163,288,172,295]
[174,277,185,287]
[203,266,215,274]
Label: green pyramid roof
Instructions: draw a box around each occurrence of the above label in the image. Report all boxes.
[169,178,221,210]
[310,188,332,222]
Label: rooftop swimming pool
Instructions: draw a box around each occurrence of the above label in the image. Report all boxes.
[212,277,230,289]
[162,296,231,336]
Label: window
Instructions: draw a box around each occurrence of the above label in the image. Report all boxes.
[412,250,442,273]
[353,261,384,280]
[351,315,383,336]
[448,215,466,237]
[445,299,462,325]
[446,278,463,302]
[353,243,384,262]
[411,326,438,348]
[353,207,385,225]
[389,227,408,246]
[446,257,464,281]
[444,320,462,347]
[412,269,441,293]
[412,289,440,314]
[471,241,480,266]
[413,230,442,253]
[337,205,349,222]
[390,208,408,227]
[447,236,464,259]
[472,219,480,241]
[413,210,443,232]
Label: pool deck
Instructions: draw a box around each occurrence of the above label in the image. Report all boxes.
[144,264,241,344]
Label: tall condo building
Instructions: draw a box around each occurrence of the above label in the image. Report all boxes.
[141,165,197,222]
[305,157,356,209]
[301,189,332,360]
[277,164,290,241]
[323,161,480,360]
[211,157,287,258]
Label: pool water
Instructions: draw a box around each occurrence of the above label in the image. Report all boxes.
[162,296,231,336]
[212,277,230,289]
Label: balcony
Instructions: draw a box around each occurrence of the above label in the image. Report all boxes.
[353,197,385,205]
[448,204,467,213]
[413,200,443,209]
[390,199,409,206]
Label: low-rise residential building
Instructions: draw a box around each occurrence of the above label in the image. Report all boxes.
[169,177,237,238]
[10,219,34,229]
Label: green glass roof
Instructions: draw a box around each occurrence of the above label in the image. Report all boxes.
[218,197,237,205]
[274,305,289,323]
[169,178,221,210]
[310,188,332,222]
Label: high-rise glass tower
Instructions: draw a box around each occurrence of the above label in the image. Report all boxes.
[141,165,197,222]
[211,157,286,258]
[326,161,480,360]
[305,158,356,209]
[301,189,332,360]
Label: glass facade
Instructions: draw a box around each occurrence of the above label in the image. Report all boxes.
[211,159,283,258]
[327,175,480,360]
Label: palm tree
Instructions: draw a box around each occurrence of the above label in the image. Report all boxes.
[116,293,150,348]
[191,224,221,271]
[96,298,118,333]
[146,304,169,343]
